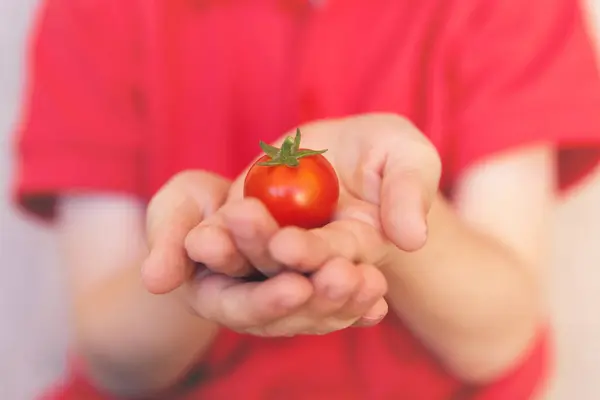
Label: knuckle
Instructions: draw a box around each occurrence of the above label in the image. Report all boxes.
[240,196,269,216]
[318,220,360,243]
[328,220,386,263]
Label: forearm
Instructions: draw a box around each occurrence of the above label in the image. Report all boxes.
[78,278,217,398]
[58,195,218,398]
[73,262,219,398]
[381,195,544,383]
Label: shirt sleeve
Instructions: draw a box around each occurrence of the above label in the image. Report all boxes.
[13,0,145,220]
[446,0,600,192]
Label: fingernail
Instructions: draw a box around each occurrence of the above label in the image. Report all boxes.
[359,315,386,326]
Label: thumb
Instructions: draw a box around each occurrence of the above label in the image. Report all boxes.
[142,171,230,294]
[380,162,440,251]
[336,114,441,251]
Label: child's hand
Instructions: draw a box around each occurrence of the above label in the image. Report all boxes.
[141,170,232,294]
[231,113,442,253]
[185,197,389,336]
[142,113,442,338]
[184,113,442,337]
[139,169,385,336]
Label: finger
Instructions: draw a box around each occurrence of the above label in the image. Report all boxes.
[380,167,438,251]
[253,258,363,337]
[185,221,251,278]
[338,263,388,320]
[267,226,332,273]
[270,218,389,272]
[221,198,282,276]
[333,114,441,251]
[313,220,388,265]
[190,272,313,330]
[308,257,362,316]
[142,171,230,294]
[352,298,389,327]
[374,124,441,251]
[333,192,381,231]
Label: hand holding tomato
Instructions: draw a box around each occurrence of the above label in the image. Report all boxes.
[140,171,324,331]
[177,113,442,337]
[140,169,385,335]
[234,113,442,252]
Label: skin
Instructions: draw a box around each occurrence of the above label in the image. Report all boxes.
[58,114,550,397]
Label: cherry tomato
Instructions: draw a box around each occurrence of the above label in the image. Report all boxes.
[244,129,339,229]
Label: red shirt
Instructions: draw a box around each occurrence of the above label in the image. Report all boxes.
[15,0,600,399]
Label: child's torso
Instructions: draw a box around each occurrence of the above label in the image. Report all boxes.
[137,0,454,197]
[98,1,546,399]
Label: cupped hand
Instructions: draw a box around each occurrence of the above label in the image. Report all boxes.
[229,113,442,251]
[139,170,386,336]
[185,196,389,336]
[182,113,442,336]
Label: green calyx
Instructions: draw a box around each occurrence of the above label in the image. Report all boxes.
[257,128,327,167]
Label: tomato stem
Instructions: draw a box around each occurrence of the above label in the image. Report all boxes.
[257,128,327,167]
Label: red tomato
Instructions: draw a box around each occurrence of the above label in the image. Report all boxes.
[243,129,339,229]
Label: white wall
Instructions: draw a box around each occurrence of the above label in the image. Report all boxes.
[0,1,68,399]
[546,3,600,399]
[1,1,600,399]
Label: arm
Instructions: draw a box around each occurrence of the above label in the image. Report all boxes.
[17,2,218,395]
[382,0,600,383]
[382,145,552,383]
[57,194,218,397]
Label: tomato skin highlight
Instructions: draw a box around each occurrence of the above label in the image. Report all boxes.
[244,153,339,229]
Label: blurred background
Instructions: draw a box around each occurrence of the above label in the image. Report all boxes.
[1,1,600,399]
